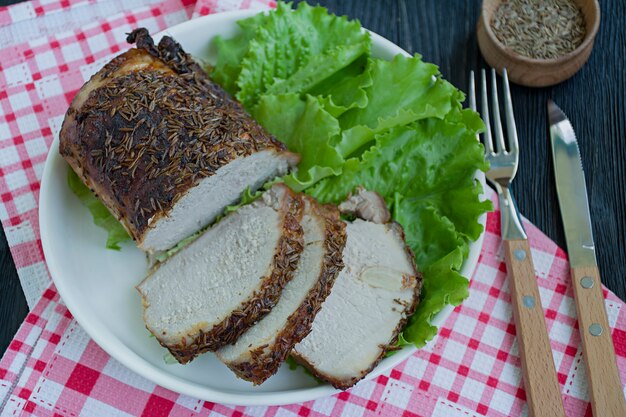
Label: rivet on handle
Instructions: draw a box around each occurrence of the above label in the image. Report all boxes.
[589,323,603,336]
[514,249,526,261]
[580,276,594,289]
[523,295,536,309]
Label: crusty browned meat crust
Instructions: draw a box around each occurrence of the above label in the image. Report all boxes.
[146,184,305,364]
[59,28,297,248]
[225,197,347,384]
[291,221,423,390]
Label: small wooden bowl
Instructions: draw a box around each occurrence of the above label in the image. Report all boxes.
[477,0,600,87]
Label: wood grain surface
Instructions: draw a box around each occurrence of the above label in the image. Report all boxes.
[570,265,626,416]
[504,239,566,417]
[1,0,625,359]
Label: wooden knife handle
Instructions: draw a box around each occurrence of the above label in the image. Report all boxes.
[504,239,566,417]
[570,265,626,417]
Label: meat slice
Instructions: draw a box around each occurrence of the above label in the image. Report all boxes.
[137,184,304,364]
[338,186,390,224]
[216,196,346,384]
[59,28,298,253]
[292,219,422,390]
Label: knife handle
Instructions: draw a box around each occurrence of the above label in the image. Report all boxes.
[504,239,566,417]
[570,266,626,417]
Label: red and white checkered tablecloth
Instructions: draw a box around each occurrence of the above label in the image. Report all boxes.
[0,1,625,416]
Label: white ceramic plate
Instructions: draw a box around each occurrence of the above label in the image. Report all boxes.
[39,10,487,406]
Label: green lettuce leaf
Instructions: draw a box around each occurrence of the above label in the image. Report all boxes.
[309,55,372,118]
[67,168,131,250]
[311,110,487,206]
[253,94,344,191]
[336,56,464,158]
[211,34,254,95]
[339,55,462,130]
[210,10,270,95]
[235,2,370,108]
[400,248,469,345]
[285,356,322,384]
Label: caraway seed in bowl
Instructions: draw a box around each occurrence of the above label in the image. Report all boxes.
[491,0,586,60]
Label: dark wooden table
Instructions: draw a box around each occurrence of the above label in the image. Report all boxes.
[2,0,625,356]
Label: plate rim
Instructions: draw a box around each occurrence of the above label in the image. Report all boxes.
[39,9,487,406]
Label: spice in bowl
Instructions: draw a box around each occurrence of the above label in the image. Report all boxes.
[491,0,586,60]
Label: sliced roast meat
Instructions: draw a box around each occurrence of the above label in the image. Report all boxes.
[59,28,298,253]
[216,196,346,384]
[137,184,304,364]
[292,219,421,390]
[338,186,390,224]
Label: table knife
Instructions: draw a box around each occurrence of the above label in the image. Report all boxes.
[548,100,626,417]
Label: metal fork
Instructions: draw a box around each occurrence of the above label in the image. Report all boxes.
[470,69,566,417]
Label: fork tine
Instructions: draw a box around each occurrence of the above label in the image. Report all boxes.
[469,71,477,112]
[502,69,519,155]
[469,71,480,142]
[490,68,507,153]
[480,69,494,154]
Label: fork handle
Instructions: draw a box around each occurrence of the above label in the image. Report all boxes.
[504,239,566,417]
[570,266,626,417]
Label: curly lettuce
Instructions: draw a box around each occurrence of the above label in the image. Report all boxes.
[253,93,343,191]
[67,169,131,250]
[227,2,371,108]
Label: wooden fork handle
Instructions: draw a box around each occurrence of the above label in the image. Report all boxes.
[504,239,566,417]
[570,265,626,417]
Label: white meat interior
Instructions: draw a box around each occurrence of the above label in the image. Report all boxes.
[141,150,291,252]
[293,219,416,383]
[138,202,281,346]
[217,200,326,364]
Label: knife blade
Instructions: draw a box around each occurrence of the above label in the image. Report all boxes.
[548,101,596,268]
[548,100,626,417]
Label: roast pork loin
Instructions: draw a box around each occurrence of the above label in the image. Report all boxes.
[137,184,304,364]
[216,195,346,384]
[59,28,298,252]
[292,218,422,390]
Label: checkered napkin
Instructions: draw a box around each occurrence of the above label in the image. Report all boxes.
[1,0,625,416]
